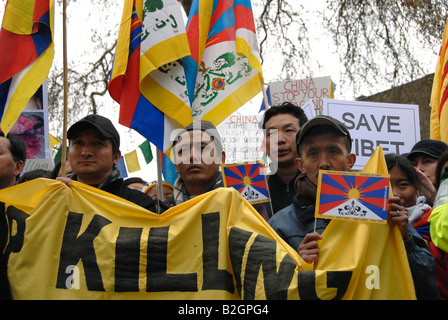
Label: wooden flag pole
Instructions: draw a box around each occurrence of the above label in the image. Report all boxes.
[156,149,164,214]
[60,0,69,177]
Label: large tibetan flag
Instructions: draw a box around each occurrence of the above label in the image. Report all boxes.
[108,0,191,152]
[0,0,54,135]
[184,0,264,125]
[430,17,448,143]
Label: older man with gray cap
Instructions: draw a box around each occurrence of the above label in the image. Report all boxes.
[407,139,448,204]
[57,114,157,212]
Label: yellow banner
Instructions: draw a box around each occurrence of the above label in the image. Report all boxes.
[0,178,415,299]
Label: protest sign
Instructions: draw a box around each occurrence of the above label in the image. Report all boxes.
[321,99,421,170]
[316,170,390,223]
[10,82,53,172]
[221,161,270,204]
[0,177,416,300]
[269,76,334,112]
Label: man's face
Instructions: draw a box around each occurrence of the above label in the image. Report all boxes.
[0,136,23,189]
[409,153,438,185]
[264,113,301,168]
[174,130,225,188]
[389,166,418,208]
[68,128,120,185]
[296,132,356,185]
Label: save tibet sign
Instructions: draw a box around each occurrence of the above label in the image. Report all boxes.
[318,99,421,170]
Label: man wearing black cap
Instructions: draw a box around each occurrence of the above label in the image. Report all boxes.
[170,120,225,205]
[58,114,157,212]
[407,139,448,204]
[268,115,437,299]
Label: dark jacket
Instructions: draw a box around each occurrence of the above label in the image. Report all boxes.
[69,168,158,212]
[268,193,330,249]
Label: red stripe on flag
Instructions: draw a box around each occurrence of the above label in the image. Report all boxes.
[210,0,233,28]
[0,29,38,82]
[186,14,199,63]
[206,27,235,47]
[318,199,349,214]
[440,56,448,120]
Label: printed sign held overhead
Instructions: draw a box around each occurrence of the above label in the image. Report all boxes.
[319,99,421,170]
[221,161,270,204]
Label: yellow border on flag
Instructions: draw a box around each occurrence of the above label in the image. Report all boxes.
[221,160,271,205]
[201,74,261,126]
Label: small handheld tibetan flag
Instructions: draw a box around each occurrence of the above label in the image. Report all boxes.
[221,161,270,204]
[316,170,390,223]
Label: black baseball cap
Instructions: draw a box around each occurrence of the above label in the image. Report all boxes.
[407,139,448,160]
[296,115,351,150]
[67,114,120,147]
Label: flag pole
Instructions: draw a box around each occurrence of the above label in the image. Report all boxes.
[156,149,164,214]
[60,0,69,177]
[259,74,270,110]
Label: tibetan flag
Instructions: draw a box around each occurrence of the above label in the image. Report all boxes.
[430,17,448,143]
[116,156,129,179]
[161,150,178,186]
[316,170,390,223]
[0,0,54,135]
[138,140,153,164]
[184,0,264,125]
[221,161,270,204]
[108,0,191,152]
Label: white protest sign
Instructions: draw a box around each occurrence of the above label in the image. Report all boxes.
[321,99,421,170]
[269,76,334,111]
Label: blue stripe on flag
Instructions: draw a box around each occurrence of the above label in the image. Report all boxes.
[234,0,253,9]
[162,153,179,186]
[31,11,52,56]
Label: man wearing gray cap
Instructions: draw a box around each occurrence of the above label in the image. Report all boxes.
[58,114,157,212]
[169,120,225,205]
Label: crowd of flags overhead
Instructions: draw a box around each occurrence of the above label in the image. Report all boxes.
[0,0,54,136]
[430,16,448,143]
